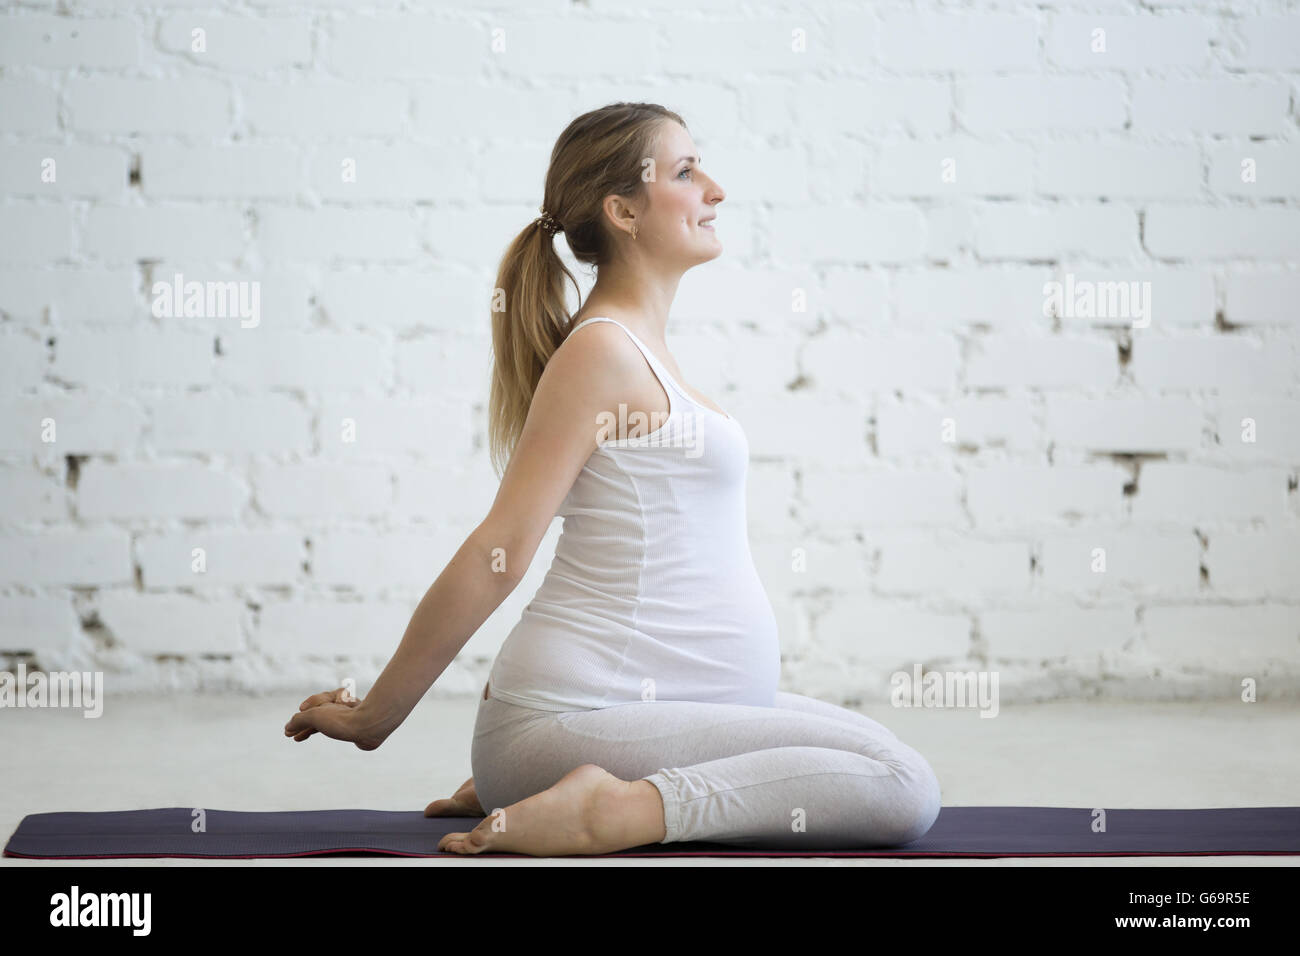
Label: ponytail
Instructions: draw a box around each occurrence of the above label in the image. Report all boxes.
[486,218,578,478]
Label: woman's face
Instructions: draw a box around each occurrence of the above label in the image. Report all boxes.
[626,122,726,265]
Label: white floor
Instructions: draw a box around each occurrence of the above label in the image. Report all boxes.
[3,694,1297,867]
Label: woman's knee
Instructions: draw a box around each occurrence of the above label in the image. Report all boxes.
[471,730,579,812]
[468,754,503,814]
[888,754,942,845]
[470,734,528,813]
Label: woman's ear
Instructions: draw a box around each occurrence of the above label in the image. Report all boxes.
[603,192,640,239]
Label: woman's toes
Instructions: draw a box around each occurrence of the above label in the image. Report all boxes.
[462,818,496,852]
[438,832,474,854]
[426,797,473,817]
[425,790,486,817]
[437,818,497,854]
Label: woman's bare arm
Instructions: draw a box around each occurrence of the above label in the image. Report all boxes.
[346,323,648,746]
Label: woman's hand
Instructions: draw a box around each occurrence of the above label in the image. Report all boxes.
[284,687,387,751]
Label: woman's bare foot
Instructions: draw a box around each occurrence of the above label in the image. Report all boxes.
[437,764,667,857]
[425,777,486,817]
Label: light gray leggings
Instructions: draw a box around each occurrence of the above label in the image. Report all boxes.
[470,684,942,850]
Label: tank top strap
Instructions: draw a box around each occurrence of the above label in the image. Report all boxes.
[568,316,688,399]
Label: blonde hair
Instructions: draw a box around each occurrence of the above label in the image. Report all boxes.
[486,102,688,477]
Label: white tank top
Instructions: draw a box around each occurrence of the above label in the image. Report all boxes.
[486,316,781,712]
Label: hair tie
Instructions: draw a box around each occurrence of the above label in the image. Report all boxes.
[535,206,561,237]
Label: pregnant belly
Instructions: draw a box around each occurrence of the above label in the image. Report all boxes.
[491,601,780,709]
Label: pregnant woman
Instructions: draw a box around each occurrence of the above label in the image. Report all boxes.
[285,103,942,856]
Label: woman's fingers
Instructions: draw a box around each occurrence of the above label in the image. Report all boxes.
[298,687,356,711]
[284,699,374,747]
[285,709,321,740]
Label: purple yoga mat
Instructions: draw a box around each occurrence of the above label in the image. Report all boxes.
[6,806,1300,858]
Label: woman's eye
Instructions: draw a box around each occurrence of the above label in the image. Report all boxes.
[678,167,692,179]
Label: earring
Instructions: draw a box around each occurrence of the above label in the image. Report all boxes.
[631,224,637,240]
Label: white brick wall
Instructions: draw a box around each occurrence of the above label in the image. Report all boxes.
[1,1,1297,704]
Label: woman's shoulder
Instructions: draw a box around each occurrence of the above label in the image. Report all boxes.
[561,313,640,355]
[569,310,631,332]
[549,315,641,381]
